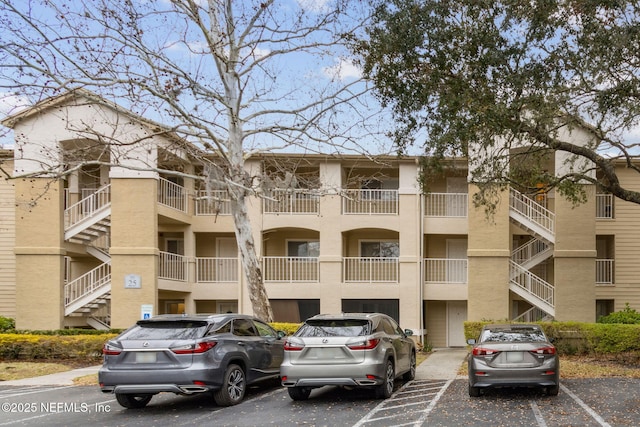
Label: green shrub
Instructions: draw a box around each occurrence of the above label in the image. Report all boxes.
[0,333,116,362]
[464,320,640,355]
[598,303,640,324]
[0,316,15,332]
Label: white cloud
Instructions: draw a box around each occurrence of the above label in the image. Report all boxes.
[322,58,361,81]
[297,0,332,14]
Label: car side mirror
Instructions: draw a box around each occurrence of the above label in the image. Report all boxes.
[277,330,286,339]
[404,329,413,337]
[467,338,476,345]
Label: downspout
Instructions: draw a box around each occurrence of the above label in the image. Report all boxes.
[417,157,425,347]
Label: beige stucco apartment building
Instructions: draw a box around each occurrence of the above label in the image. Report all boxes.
[0,91,637,347]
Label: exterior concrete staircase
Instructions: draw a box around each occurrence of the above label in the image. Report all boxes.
[63,185,112,329]
[509,188,555,321]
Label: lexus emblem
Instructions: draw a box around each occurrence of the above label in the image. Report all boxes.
[143,342,149,347]
[322,339,328,343]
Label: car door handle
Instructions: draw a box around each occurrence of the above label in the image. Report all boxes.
[237,342,245,346]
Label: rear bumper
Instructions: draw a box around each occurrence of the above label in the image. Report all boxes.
[468,357,559,389]
[281,361,386,388]
[99,366,225,395]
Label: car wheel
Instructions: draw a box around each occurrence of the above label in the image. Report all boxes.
[403,351,416,381]
[287,386,312,401]
[547,384,559,396]
[115,393,152,409]
[375,360,395,399]
[214,364,246,406]
[468,383,481,397]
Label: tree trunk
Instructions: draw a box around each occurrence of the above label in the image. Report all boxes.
[230,191,274,322]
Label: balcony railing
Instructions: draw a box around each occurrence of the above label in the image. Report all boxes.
[158,251,188,281]
[263,256,319,282]
[158,178,187,212]
[596,194,613,219]
[424,193,468,217]
[343,257,399,283]
[263,189,320,214]
[195,190,232,216]
[196,257,238,282]
[342,189,398,215]
[596,259,614,285]
[424,258,468,283]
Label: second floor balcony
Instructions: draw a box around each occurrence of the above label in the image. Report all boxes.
[424,258,468,283]
[424,193,468,217]
[342,189,398,215]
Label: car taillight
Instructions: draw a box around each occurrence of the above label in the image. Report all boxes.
[532,346,556,355]
[171,341,217,354]
[102,343,122,356]
[284,340,305,351]
[347,338,380,350]
[472,347,500,356]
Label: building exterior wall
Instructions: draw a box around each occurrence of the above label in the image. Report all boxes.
[0,156,15,318]
[3,93,640,342]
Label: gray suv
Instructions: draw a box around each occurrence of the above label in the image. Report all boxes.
[99,314,285,408]
[280,313,416,400]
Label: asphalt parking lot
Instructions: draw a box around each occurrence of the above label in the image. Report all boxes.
[1,349,639,426]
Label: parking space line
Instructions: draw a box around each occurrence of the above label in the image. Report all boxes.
[530,401,547,427]
[560,383,612,427]
[412,379,453,427]
[352,379,451,427]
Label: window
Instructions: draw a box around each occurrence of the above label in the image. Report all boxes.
[360,241,399,258]
[287,240,320,257]
[254,320,277,338]
[232,318,257,336]
[596,300,615,320]
[165,238,184,255]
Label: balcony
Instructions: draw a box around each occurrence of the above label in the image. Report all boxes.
[596,259,614,285]
[263,189,320,214]
[424,258,468,283]
[342,189,398,215]
[424,193,468,217]
[343,257,399,283]
[263,256,319,282]
[158,178,187,212]
[158,251,188,281]
[195,190,232,216]
[596,194,613,219]
[196,257,238,282]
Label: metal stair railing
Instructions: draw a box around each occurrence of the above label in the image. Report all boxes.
[512,306,552,323]
[64,184,111,231]
[64,261,111,310]
[512,238,552,266]
[509,260,555,315]
[509,188,555,240]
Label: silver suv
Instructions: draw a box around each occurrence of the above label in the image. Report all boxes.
[99,314,285,408]
[280,313,416,400]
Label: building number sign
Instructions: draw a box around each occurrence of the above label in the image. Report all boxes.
[125,274,141,289]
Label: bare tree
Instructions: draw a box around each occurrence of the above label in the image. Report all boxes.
[0,0,385,321]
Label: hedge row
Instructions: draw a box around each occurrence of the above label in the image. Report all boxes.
[0,322,302,362]
[464,321,640,355]
[0,333,118,361]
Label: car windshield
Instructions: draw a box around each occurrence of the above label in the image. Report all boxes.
[120,320,209,340]
[296,319,371,337]
[480,328,547,343]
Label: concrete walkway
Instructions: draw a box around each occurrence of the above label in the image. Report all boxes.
[415,347,468,380]
[0,347,468,387]
[0,365,102,386]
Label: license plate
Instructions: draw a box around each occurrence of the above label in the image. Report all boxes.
[506,351,524,362]
[135,352,157,363]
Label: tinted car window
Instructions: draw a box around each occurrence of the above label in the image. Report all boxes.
[120,321,208,340]
[254,320,276,338]
[210,321,231,335]
[380,318,397,335]
[232,318,258,336]
[296,319,371,337]
[480,328,547,343]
